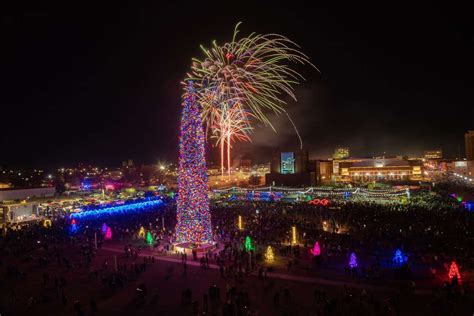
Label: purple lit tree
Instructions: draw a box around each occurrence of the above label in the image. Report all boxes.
[349,252,358,268]
[310,241,321,256]
[175,81,213,244]
[101,223,107,234]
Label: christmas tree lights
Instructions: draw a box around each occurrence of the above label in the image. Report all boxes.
[392,249,407,266]
[310,241,321,256]
[245,236,254,252]
[238,215,243,230]
[69,219,78,234]
[265,245,275,262]
[105,227,112,240]
[146,231,153,245]
[138,226,146,239]
[101,223,108,234]
[291,226,297,244]
[448,261,461,282]
[175,81,213,244]
[349,252,358,268]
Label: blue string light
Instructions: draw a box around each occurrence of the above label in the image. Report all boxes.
[70,198,165,220]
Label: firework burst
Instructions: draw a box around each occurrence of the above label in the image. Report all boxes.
[185,22,317,175]
[210,102,253,175]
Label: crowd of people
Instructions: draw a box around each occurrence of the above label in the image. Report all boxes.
[1,186,473,315]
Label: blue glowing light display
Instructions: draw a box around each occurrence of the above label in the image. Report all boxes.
[69,219,79,234]
[101,223,108,234]
[392,249,407,266]
[466,201,473,212]
[81,179,93,190]
[246,191,283,202]
[70,198,165,220]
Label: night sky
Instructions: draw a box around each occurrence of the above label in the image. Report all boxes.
[2,3,473,168]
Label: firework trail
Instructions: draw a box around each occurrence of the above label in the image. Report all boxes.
[185,22,317,175]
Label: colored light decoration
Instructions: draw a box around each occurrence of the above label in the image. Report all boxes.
[349,252,358,268]
[392,249,407,266]
[174,81,213,244]
[138,226,146,239]
[265,245,275,262]
[69,219,78,234]
[310,241,321,256]
[308,198,329,206]
[82,182,92,190]
[466,201,473,212]
[70,198,165,220]
[146,231,153,245]
[101,223,108,234]
[238,215,243,230]
[43,219,52,228]
[104,227,113,240]
[244,236,254,252]
[448,261,461,282]
[291,226,297,244]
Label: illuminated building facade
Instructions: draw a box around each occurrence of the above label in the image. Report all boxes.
[424,149,443,159]
[333,158,423,182]
[449,160,474,177]
[333,147,349,159]
[266,148,314,186]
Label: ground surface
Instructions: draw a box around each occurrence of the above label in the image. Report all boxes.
[1,238,472,315]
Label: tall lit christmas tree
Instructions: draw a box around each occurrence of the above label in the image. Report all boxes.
[175,81,213,244]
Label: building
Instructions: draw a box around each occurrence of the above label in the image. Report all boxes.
[0,183,11,189]
[0,202,39,225]
[122,159,135,168]
[448,160,474,177]
[238,155,252,172]
[466,131,474,160]
[0,187,55,202]
[332,157,424,182]
[333,147,349,159]
[315,160,333,184]
[424,149,443,159]
[266,149,315,186]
